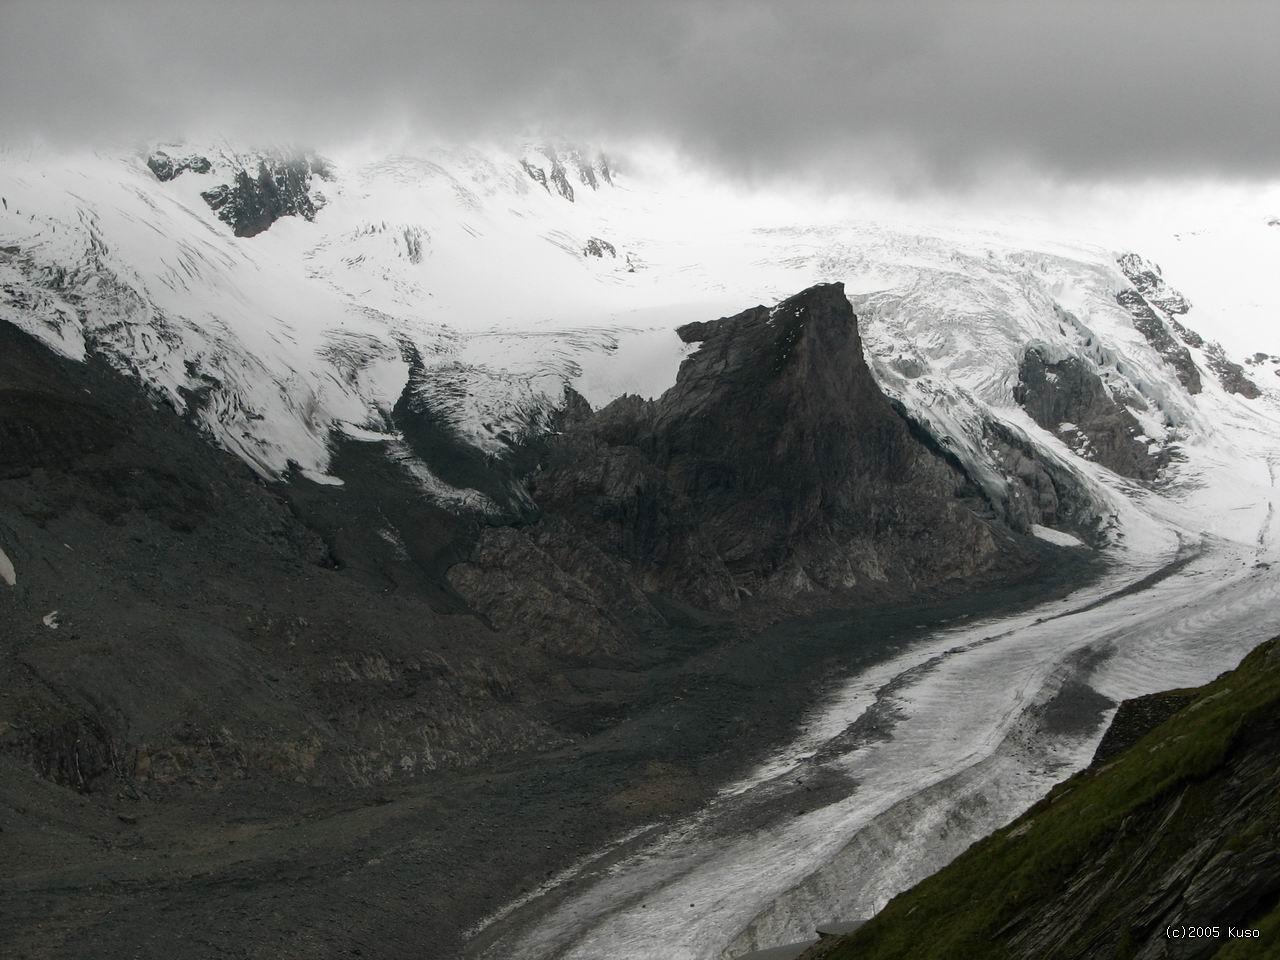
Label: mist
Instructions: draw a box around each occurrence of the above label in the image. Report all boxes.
[3,1,1278,190]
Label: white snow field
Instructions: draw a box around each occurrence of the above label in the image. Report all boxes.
[2,140,1280,958]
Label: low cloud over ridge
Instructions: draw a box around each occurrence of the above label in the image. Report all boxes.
[4,1,1278,187]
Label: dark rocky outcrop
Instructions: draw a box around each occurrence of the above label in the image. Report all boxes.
[1114,254,1266,399]
[1089,688,1197,767]
[573,150,599,190]
[1115,254,1203,394]
[1014,347,1166,481]
[546,153,575,201]
[520,158,548,191]
[809,637,1280,960]
[401,226,425,264]
[1117,252,1192,316]
[445,517,664,660]
[1115,289,1203,394]
[1205,342,1263,398]
[451,284,1011,624]
[1171,317,1206,349]
[983,420,1101,541]
[521,147,612,201]
[145,151,212,182]
[200,155,330,238]
[583,237,616,258]
[520,152,575,200]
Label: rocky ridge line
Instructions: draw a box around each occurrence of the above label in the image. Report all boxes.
[449,283,1034,657]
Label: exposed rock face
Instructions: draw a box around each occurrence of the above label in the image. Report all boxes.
[200,155,330,238]
[983,421,1100,540]
[446,517,664,660]
[1117,252,1192,316]
[519,146,612,201]
[546,154,574,201]
[452,284,1006,622]
[145,151,212,182]
[1115,289,1203,394]
[1115,253,1202,394]
[401,226,425,264]
[1116,253,1264,399]
[1170,316,1205,349]
[520,158,548,190]
[1089,689,1196,766]
[1014,348,1165,481]
[572,149,599,189]
[1205,342,1263,398]
[583,237,616,258]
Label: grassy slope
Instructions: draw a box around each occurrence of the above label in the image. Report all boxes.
[814,638,1280,960]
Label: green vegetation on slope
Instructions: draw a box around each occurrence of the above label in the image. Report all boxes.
[813,638,1280,960]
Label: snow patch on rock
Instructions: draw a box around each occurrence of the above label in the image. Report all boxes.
[1031,524,1087,548]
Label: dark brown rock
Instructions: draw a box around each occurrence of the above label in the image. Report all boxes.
[1115,289,1203,394]
[453,284,1006,626]
[1205,342,1262,398]
[145,151,212,182]
[446,518,662,660]
[1013,348,1166,481]
[983,420,1100,540]
[1117,252,1192,315]
[546,153,574,201]
[201,154,330,238]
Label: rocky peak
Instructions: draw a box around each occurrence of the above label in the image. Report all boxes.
[145,151,212,182]
[199,153,331,238]
[518,144,613,202]
[451,284,1008,632]
[1116,252,1191,315]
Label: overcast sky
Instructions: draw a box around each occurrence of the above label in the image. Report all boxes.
[3,1,1277,188]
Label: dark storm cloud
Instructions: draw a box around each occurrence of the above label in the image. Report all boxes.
[3,0,1277,184]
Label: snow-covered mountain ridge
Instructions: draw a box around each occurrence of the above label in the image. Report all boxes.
[0,141,678,485]
[1,140,1277,550]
